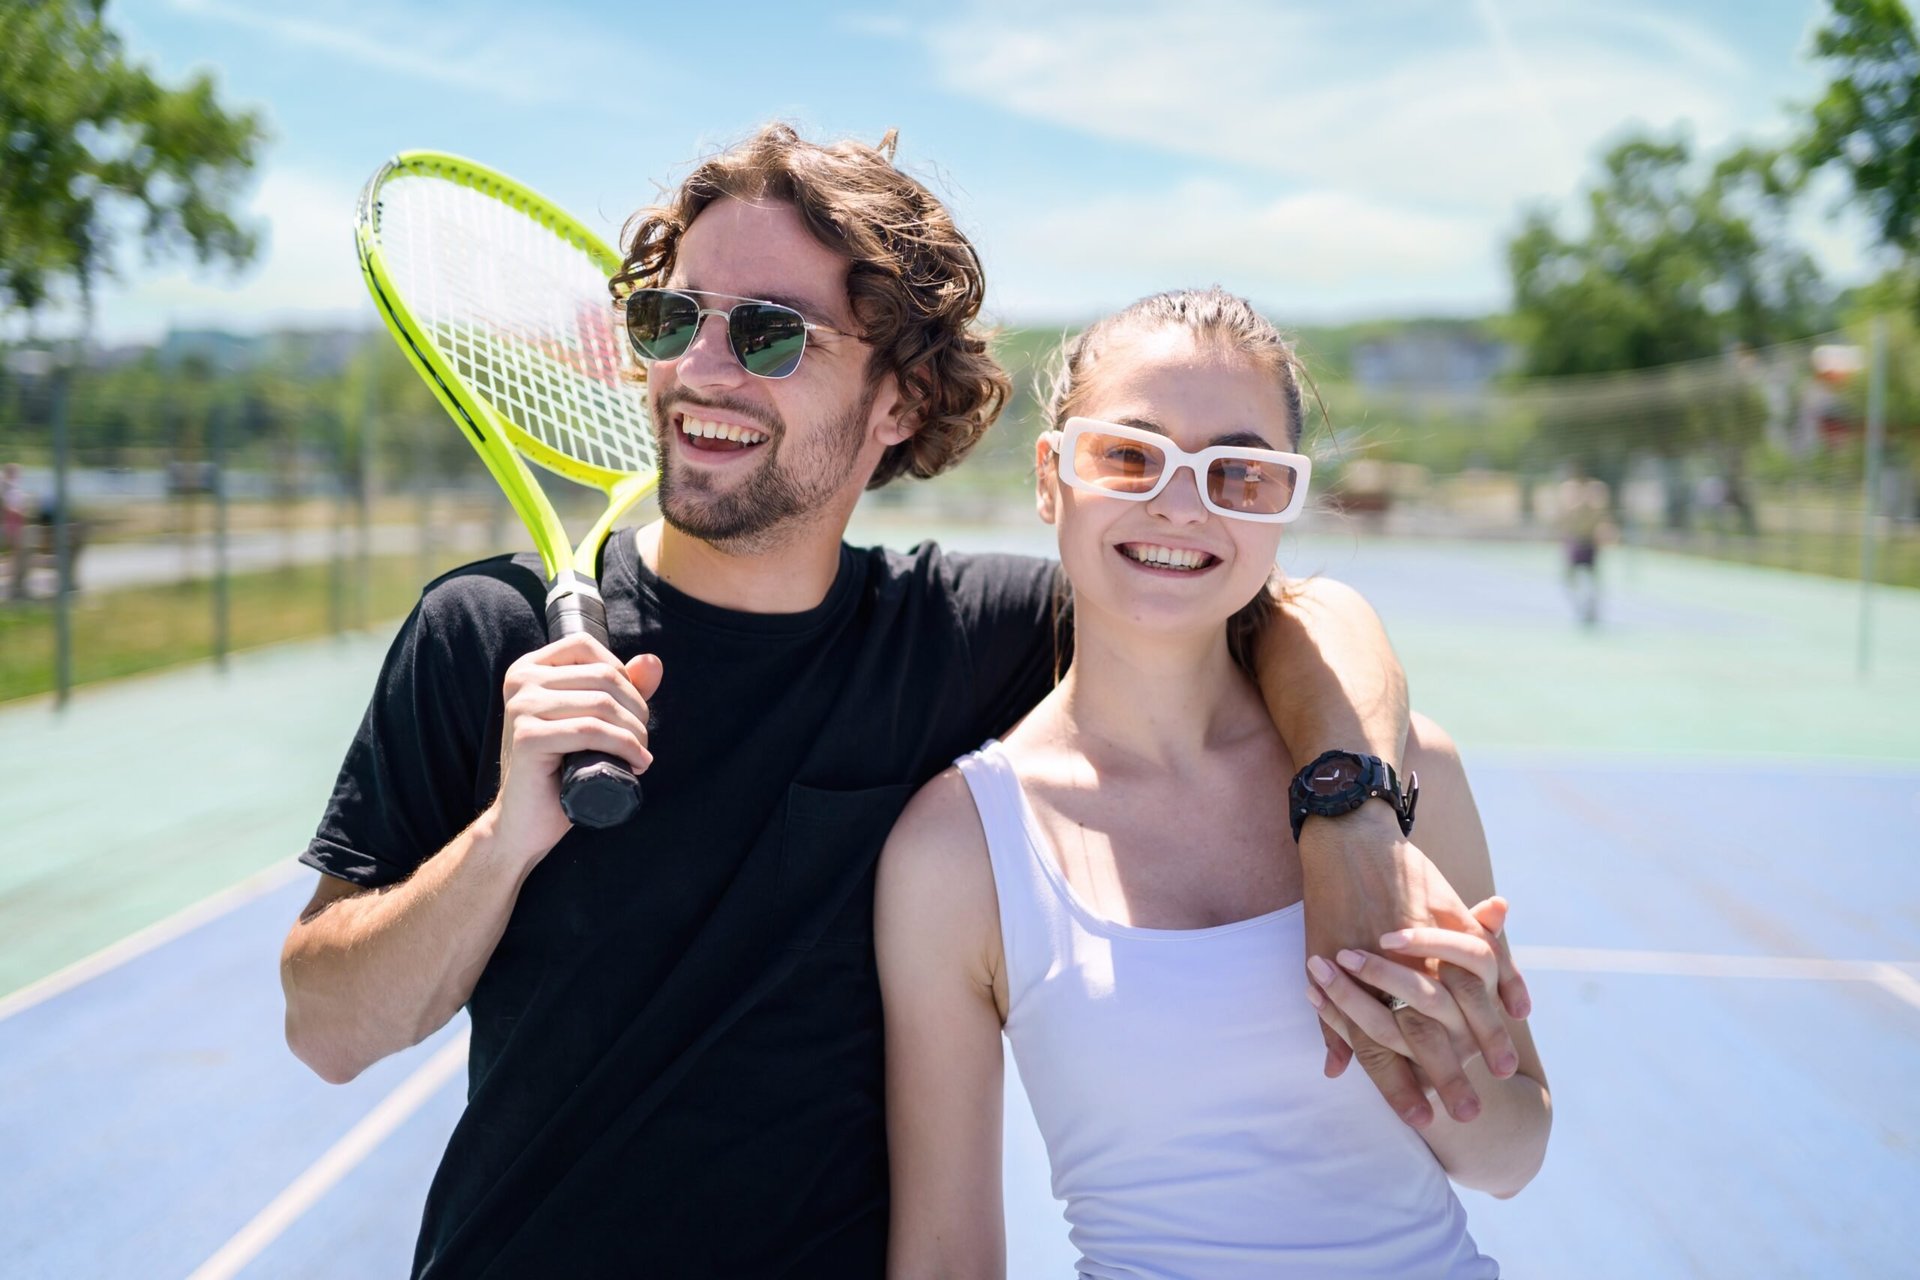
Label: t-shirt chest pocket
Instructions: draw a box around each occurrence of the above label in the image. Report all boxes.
[781,781,914,948]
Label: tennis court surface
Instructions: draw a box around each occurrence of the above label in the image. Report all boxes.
[3,525,1916,1278]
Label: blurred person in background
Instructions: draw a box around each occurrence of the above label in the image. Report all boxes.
[1554,464,1613,626]
[880,289,1548,1279]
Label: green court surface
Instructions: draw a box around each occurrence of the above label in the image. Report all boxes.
[859,515,1920,761]
[2,524,1915,999]
[1273,531,1920,761]
[0,633,396,996]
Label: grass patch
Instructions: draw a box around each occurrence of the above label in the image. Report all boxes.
[1635,528,1920,590]
[0,552,478,703]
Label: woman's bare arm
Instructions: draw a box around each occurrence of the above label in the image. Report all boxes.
[876,768,1009,1280]
[1257,577,1531,1128]
[1309,713,1551,1196]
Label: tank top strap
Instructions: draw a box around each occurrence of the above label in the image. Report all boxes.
[954,740,1070,1014]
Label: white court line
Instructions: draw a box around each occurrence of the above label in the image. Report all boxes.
[1515,944,1920,1012]
[0,859,307,1024]
[186,1029,471,1280]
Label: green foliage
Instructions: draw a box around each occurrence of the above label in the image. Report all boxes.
[0,0,267,319]
[0,549,476,703]
[0,331,490,516]
[1504,133,1832,471]
[1509,134,1830,378]
[1705,146,1835,348]
[1801,0,1920,265]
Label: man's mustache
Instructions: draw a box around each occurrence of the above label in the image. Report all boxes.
[652,390,781,440]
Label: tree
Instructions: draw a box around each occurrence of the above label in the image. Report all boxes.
[1801,0,1920,270]
[1505,134,1832,527]
[1705,146,1834,348]
[0,0,266,326]
[1508,134,1829,381]
[1509,138,1716,380]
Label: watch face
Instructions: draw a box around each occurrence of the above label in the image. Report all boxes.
[1304,753,1362,796]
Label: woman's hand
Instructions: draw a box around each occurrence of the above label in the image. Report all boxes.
[1306,897,1523,1092]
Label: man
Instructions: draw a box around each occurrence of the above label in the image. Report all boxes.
[282,125,1526,1277]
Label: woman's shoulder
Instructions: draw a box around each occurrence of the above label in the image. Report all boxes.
[879,764,993,905]
[876,761,1004,992]
[894,762,987,848]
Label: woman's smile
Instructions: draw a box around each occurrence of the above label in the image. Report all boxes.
[1114,540,1222,573]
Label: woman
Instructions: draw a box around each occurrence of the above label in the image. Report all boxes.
[875,288,1550,1278]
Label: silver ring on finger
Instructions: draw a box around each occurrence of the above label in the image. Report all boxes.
[1384,995,1413,1014]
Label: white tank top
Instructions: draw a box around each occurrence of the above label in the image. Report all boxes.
[957,741,1498,1280]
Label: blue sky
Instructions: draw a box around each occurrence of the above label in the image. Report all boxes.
[51,0,1869,344]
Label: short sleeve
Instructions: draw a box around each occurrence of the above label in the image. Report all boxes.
[302,590,501,888]
[940,550,1062,742]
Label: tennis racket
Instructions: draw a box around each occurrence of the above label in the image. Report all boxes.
[354,151,658,829]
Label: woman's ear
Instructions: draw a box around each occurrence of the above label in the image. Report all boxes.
[1035,435,1059,526]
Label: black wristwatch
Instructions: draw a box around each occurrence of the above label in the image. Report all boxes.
[1288,750,1419,843]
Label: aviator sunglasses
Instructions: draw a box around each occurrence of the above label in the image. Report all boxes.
[1043,417,1314,523]
[616,287,857,380]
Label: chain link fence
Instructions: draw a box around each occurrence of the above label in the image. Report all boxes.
[0,335,543,703]
[4,321,1914,702]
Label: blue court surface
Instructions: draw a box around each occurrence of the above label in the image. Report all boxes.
[2,527,1917,1278]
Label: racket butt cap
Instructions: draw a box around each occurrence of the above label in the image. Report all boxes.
[561,759,644,828]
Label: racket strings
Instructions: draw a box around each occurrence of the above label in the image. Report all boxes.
[378,172,657,480]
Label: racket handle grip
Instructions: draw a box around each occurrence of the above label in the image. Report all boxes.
[547,580,644,829]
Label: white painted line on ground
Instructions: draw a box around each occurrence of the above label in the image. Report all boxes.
[0,859,306,1024]
[186,1029,470,1280]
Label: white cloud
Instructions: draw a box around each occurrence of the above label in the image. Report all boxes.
[164,0,647,110]
[915,0,1754,217]
[903,0,1877,318]
[981,180,1498,321]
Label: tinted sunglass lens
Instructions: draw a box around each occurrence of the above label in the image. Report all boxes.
[625,291,701,361]
[1074,431,1164,491]
[730,304,808,378]
[1208,457,1297,514]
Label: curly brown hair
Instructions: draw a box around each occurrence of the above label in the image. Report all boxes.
[610,123,1009,489]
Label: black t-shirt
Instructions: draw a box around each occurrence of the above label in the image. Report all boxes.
[302,532,1057,1278]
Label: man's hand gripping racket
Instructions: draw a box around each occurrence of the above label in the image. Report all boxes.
[355,152,658,828]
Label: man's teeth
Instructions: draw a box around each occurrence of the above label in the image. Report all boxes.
[1122,544,1210,570]
[680,416,769,445]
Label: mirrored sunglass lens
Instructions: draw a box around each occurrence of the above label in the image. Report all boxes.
[626,291,700,360]
[1207,456,1298,514]
[731,304,808,378]
[1073,431,1165,491]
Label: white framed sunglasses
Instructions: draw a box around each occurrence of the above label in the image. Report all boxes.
[1043,417,1313,523]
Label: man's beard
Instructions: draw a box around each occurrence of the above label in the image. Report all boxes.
[652,382,876,554]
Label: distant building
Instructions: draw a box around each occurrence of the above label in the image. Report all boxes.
[262,329,370,377]
[146,326,373,376]
[1351,328,1516,393]
[154,328,259,372]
